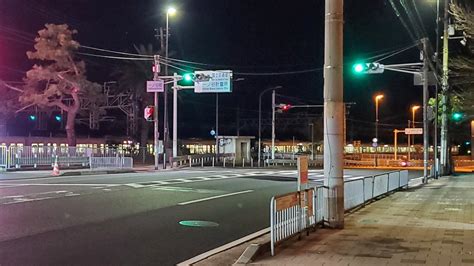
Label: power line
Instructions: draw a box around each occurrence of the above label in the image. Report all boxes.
[388,0,418,43]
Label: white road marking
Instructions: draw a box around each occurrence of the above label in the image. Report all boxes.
[0,183,120,187]
[178,190,253,205]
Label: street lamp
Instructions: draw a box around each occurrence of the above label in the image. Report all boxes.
[411,105,420,151]
[163,6,176,169]
[374,94,384,140]
[258,86,282,167]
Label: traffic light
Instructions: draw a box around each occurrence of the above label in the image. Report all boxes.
[54,115,62,122]
[182,73,211,83]
[144,106,155,122]
[276,104,292,113]
[29,115,37,121]
[452,112,463,121]
[352,62,384,74]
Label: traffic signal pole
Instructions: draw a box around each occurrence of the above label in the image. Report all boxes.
[324,0,344,228]
[271,89,276,160]
[172,73,178,158]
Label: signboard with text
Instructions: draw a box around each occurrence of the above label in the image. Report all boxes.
[146,80,164,92]
[405,128,423,135]
[194,70,232,93]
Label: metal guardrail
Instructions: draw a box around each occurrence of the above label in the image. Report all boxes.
[344,170,408,210]
[89,157,133,170]
[270,170,409,255]
[270,187,319,256]
[171,153,236,168]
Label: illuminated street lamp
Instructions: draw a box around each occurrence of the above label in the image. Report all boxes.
[374,94,384,140]
[411,105,421,147]
[167,7,177,16]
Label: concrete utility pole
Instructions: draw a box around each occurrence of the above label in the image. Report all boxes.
[323,0,344,228]
[440,0,450,175]
[163,14,171,169]
[153,55,160,170]
[172,73,178,158]
[271,89,276,160]
[422,38,430,183]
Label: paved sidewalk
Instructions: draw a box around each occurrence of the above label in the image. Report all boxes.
[250,174,474,265]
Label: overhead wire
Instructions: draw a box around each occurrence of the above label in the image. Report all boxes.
[388,0,418,43]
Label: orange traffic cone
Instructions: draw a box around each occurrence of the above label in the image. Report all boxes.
[52,159,60,176]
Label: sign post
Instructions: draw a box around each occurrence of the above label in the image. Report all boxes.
[297,155,309,191]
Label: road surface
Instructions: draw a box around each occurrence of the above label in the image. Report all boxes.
[0,168,421,265]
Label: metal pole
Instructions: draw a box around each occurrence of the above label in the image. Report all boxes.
[271,89,276,160]
[394,130,398,160]
[440,0,450,175]
[172,73,178,158]
[215,94,219,156]
[434,0,440,179]
[163,12,170,169]
[375,98,379,167]
[408,120,411,161]
[310,123,314,160]
[153,55,160,170]
[412,108,416,147]
[324,0,344,228]
[258,93,262,167]
[423,38,429,183]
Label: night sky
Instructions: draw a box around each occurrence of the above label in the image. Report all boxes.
[0,0,444,143]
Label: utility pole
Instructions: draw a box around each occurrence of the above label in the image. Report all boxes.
[324,0,344,228]
[422,38,430,183]
[434,0,441,179]
[172,73,178,158]
[271,89,276,160]
[440,0,450,176]
[153,55,160,170]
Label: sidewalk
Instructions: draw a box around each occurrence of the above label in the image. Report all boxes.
[248,174,474,265]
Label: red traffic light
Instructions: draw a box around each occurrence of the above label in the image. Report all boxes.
[276,103,292,113]
[282,104,291,111]
[144,106,155,121]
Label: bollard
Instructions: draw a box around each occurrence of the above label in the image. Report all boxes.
[223,157,226,167]
[212,157,215,167]
[201,157,204,167]
[189,156,192,168]
[251,159,253,168]
[242,158,245,168]
[233,157,236,168]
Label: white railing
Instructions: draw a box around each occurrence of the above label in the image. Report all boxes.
[270,170,409,255]
[0,146,7,169]
[270,188,319,256]
[171,153,235,168]
[89,157,133,170]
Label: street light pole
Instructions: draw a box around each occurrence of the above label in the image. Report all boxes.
[374,94,383,166]
[422,38,430,182]
[258,86,281,167]
[271,89,276,160]
[440,0,450,175]
[412,105,420,147]
[163,7,176,169]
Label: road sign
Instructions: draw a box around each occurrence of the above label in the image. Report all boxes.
[210,129,216,136]
[144,106,154,121]
[146,80,164,92]
[372,142,378,147]
[405,128,423,135]
[372,138,378,143]
[194,70,232,93]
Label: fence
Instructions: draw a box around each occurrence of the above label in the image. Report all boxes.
[270,170,409,255]
[89,157,133,170]
[270,187,321,256]
[171,153,235,168]
[2,146,130,170]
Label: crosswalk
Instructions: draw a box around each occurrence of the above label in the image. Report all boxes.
[124,170,356,189]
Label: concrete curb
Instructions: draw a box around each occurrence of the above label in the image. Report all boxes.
[177,228,270,266]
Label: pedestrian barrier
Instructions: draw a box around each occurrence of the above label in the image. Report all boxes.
[270,170,409,255]
[0,146,7,169]
[89,157,133,170]
[344,170,408,212]
[270,188,318,256]
[171,153,235,168]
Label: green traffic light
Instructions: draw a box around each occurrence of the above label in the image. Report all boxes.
[452,112,463,121]
[353,63,364,73]
[183,73,193,82]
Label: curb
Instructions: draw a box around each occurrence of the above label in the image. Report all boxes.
[177,228,270,266]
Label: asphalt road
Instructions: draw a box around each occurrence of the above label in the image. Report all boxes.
[0,168,422,265]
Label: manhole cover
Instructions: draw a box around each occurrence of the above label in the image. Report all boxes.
[179,220,219,227]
